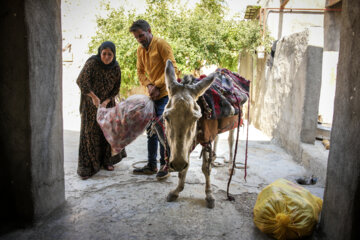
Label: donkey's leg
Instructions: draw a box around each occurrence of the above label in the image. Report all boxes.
[228,129,235,175]
[202,148,215,208]
[212,135,219,165]
[167,167,188,202]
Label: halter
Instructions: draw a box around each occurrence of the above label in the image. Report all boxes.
[151,116,169,165]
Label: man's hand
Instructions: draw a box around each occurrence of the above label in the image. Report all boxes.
[147,84,155,94]
[150,87,160,99]
[147,84,160,100]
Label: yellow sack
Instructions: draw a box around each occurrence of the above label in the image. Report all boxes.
[253,179,323,240]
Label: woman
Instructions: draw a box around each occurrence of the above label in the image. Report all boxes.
[76,41,126,179]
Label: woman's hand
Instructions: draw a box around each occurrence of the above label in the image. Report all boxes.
[92,96,100,107]
[100,98,111,108]
[87,91,100,107]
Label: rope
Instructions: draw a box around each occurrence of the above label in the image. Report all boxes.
[211,161,225,167]
[226,81,251,200]
[132,116,169,169]
[226,93,242,201]
[132,159,166,169]
[132,160,150,169]
[212,157,249,169]
[154,116,169,165]
[244,88,250,182]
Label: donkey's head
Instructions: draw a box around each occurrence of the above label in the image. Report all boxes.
[164,60,216,172]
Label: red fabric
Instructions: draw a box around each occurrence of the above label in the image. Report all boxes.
[199,74,207,80]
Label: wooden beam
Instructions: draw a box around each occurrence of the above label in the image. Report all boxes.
[326,0,342,8]
[280,0,289,9]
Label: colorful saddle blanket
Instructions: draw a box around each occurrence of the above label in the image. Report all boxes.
[195,68,250,119]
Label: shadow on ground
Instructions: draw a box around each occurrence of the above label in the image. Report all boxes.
[1,128,324,240]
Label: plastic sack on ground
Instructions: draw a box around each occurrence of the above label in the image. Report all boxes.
[253,178,323,240]
[97,94,155,154]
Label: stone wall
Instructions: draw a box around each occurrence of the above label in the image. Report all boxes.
[0,0,64,233]
[249,27,323,161]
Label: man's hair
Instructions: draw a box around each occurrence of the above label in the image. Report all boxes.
[129,19,151,32]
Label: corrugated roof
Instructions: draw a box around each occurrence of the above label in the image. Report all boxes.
[244,5,261,20]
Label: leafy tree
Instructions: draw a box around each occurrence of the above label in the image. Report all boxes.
[89,0,272,96]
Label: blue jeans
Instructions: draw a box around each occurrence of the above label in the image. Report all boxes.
[148,96,168,168]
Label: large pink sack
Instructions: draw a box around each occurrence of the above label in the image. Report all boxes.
[97,95,155,154]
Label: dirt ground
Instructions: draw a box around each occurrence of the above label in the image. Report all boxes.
[1,125,324,240]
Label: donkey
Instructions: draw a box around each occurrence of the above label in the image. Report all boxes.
[163,60,242,208]
[213,129,235,170]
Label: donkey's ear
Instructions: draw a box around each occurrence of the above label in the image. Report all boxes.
[165,59,181,97]
[191,73,217,99]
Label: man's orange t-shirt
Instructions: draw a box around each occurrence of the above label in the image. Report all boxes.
[136,36,179,100]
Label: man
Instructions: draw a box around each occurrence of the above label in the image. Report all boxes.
[130,19,179,179]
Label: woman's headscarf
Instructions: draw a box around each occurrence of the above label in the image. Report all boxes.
[90,41,119,70]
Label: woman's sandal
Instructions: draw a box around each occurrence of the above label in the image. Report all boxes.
[81,176,90,180]
[104,165,115,171]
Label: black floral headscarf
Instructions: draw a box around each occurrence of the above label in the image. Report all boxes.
[90,41,119,69]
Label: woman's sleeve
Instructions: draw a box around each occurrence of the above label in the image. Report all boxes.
[109,67,121,98]
[76,59,93,95]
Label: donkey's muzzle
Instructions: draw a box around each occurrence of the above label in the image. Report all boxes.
[169,161,188,172]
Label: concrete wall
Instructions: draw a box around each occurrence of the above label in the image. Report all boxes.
[0,0,64,233]
[238,53,256,117]
[26,0,65,219]
[0,0,33,231]
[238,52,254,81]
[249,27,323,161]
[238,52,267,120]
[320,0,360,239]
[259,0,337,126]
[324,0,342,52]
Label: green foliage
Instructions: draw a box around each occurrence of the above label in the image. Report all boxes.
[89,0,272,96]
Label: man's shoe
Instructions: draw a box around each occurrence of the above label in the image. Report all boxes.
[133,164,158,175]
[156,164,170,180]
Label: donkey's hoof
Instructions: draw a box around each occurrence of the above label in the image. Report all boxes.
[167,192,178,202]
[206,197,215,209]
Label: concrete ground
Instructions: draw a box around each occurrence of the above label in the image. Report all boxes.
[2,125,325,240]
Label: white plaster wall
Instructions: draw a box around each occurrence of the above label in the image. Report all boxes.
[266,12,324,40]
[319,51,338,124]
[259,0,326,40]
[259,0,325,8]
